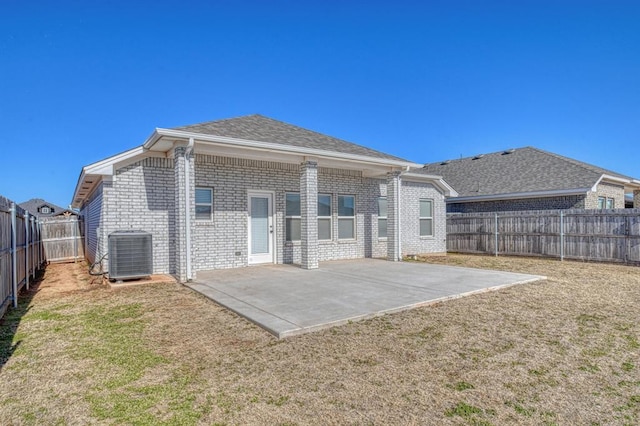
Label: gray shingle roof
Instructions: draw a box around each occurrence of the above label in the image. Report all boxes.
[18,198,75,219]
[419,147,636,198]
[173,114,409,162]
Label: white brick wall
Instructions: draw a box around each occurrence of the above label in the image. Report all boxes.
[400,180,447,255]
[80,153,449,276]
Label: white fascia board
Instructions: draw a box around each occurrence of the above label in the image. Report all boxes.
[147,128,420,169]
[592,174,640,192]
[449,187,592,203]
[401,172,458,197]
[84,146,146,175]
[73,146,167,208]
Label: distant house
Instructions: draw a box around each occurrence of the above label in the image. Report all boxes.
[420,147,640,213]
[19,198,77,220]
[71,114,456,282]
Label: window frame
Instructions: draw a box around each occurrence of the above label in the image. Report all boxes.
[285,192,301,242]
[40,206,51,214]
[377,197,387,239]
[317,193,332,241]
[337,194,356,240]
[419,198,434,237]
[598,196,615,209]
[606,198,615,209]
[195,187,214,221]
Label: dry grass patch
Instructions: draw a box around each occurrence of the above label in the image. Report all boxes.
[0,256,639,425]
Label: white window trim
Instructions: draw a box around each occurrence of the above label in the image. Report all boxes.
[318,193,332,241]
[419,198,434,237]
[338,194,356,240]
[377,196,387,240]
[598,196,615,209]
[285,192,301,242]
[195,187,213,221]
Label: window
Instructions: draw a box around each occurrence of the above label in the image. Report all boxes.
[598,196,615,209]
[195,187,213,220]
[318,194,332,240]
[40,206,51,214]
[338,195,355,239]
[377,197,387,239]
[285,193,301,241]
[419,199,433,237]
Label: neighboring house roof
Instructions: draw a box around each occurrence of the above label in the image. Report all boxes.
[19,198,76,219]
[419,147,640,202]
[173,114,407,162]
[72,114,455,208]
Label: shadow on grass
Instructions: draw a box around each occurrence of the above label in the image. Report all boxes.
[0,267,46,371]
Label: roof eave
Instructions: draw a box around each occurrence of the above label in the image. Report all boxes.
[401,172,458,197]
[148,128,419,169]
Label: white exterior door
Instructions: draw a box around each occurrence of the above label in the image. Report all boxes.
[248,191,275,264]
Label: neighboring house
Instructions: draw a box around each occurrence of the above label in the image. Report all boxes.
[19,198,77,219]
[71,114,456,282]
[420,147,640,213]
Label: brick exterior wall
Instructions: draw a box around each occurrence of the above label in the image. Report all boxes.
[300,161,319,269]
[80,153,449,276]
[386,172,401,261]
[448,195,586,213]
[401,180,447,255]
[448,181,627,213]
[584,182,625,209]
[82,157,176,276]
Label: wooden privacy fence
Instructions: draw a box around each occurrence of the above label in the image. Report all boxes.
[0,195,45,318]
[447,209,640,265]
[41,216,84,263]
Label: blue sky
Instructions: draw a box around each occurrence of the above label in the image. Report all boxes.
[2,0,639,207]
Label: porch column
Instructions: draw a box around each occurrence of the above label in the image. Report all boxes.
[300,160,319,269]
[174,145,196,282]
[634,190,640,209]
[387,171,402,261]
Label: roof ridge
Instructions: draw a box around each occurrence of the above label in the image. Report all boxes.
[173,114,262,130]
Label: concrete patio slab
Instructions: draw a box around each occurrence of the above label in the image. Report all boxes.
[188,259,545,338]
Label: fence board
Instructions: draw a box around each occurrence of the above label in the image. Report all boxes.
[40,217,84,262]
[447,209,640,265]
[0,195,46,318]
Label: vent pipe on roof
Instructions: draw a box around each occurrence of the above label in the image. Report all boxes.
[472,154,484,160]
[502,149,515,155]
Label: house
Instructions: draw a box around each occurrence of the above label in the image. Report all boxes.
[71,114,456,282]
[19,198,77,219]
[420,147,640,213]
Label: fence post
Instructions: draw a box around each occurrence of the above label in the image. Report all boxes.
[73,218,78,262]
[10,203,18,308]
[560,210,564,261]
[494,212,499,257]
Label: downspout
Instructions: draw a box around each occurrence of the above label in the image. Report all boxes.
[184,137,195,281]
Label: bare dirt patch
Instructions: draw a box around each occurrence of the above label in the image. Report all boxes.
[0,256,639,425]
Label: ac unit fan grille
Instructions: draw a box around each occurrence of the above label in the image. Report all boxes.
[108,231,153,280]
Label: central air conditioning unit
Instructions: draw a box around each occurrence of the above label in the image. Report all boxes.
[108,231,153,280]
